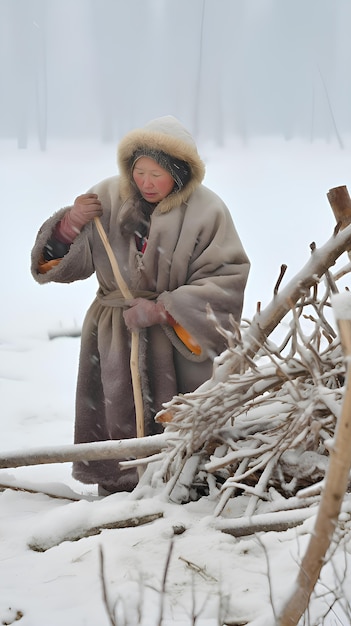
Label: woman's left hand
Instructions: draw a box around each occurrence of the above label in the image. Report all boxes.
[123,298,167,331]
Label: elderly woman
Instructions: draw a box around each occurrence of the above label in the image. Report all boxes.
[31,115,250,494]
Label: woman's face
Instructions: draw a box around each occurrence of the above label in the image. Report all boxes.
[132,157,175,203]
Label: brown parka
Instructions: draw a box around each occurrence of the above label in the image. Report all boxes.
[31,116,250,491]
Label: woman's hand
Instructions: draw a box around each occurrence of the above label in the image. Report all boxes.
[54,193,103,243]
[69,193,103,230]
[123,298,167,331]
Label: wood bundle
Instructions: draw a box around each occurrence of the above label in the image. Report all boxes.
[142,186,351,518]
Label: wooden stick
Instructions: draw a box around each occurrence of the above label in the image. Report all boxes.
[278,309,351,625]
[94,217,144,438]
[130,332,144,438]
[0,434,169,469]
[94,217,132,299]
[327,185,351,230]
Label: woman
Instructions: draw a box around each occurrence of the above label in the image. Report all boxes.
[31,115,250,493]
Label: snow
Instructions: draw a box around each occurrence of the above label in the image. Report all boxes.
[2,135,351,625]
[332,291,351,320]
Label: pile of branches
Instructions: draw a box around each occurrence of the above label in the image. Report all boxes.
[142,219,351,518]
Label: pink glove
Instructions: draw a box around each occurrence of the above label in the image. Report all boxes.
[55,193,103,243]
[123,298,168,331]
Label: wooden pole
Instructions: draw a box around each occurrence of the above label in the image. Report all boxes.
[94,217,145,438]
[278,185,351,625]
[278,310,351,625]
[0,434,168,469]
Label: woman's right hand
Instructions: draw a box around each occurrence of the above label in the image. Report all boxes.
[69,193,103,229]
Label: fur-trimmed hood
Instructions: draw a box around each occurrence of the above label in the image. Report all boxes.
[117,115,206,213]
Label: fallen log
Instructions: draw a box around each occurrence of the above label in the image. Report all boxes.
[48,326,82,340]
[29,511,164,551]
[0,433,170,469]
[28,498,165,551]
[0,478,91,500]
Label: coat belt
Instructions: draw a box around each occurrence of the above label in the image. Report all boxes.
[96,288,158,308]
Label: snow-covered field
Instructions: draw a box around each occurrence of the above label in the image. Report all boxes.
[1,135,351,625]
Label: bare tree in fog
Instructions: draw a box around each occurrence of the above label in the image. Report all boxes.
[1,0,47,149]
[1,0,350,147]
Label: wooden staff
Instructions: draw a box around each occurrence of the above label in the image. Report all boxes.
[94,217,145,438]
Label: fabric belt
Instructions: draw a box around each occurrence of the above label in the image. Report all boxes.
[96,288,158,308]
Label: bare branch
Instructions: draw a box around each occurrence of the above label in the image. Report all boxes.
[157,540,174,626]
[99,545,117,626]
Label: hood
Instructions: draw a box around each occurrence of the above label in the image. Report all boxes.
[117,115,206,213]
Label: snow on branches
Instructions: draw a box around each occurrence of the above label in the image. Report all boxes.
[140,211,351,522]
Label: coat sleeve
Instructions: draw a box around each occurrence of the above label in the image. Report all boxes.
[31,207,95,285]
[158,188,250,360]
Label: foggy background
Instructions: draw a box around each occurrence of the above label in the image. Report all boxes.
[1,0,350,150]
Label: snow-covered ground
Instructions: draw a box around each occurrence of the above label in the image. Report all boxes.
[1,135,351,625]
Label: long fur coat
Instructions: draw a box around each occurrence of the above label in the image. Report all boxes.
[31,116,250,491]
